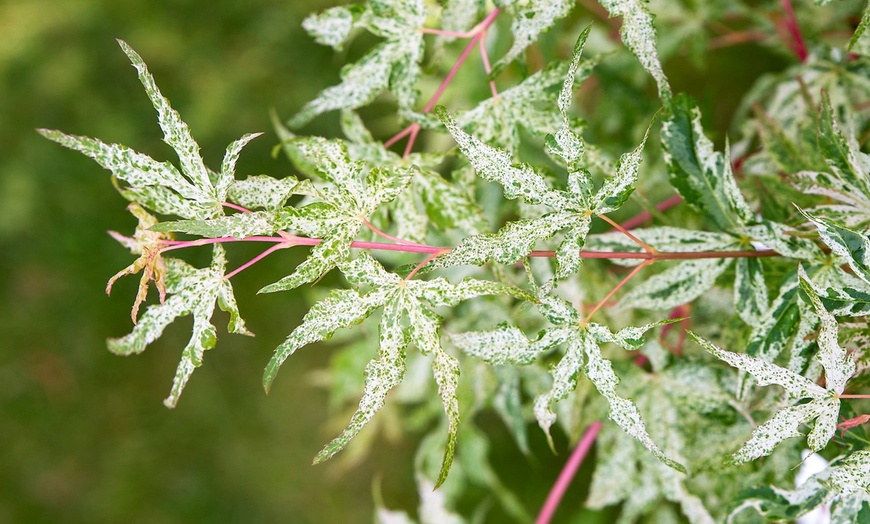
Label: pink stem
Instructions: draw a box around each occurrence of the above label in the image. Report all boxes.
[840,394,870,399]
[583,259,652,324]
[402,124,420,158]
[160,235,780,260]
[422,8,501,113]
[478,31,499,98]
[224,243,290,280]
[536,422,603,524]
[617,195,684,231]
[781,0,808,62]
[223,202,252,213]
[362,218,424,246]
[384,125,415,149]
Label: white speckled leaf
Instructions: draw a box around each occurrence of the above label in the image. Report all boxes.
[303,5,359,50]
[457,52,598,153]
[436,106,567,208]
[598,0,671,101]
[587,226,739,262]
[424,211,576,271]
[152,209,294,238]
[216,133,262,202]
[798,266,856,394]
[828,451,870,495]
[263,286,391,392]
[290,0,425,127]
[258,218,359,293]
[407,301,460,488]
[554,214,592,279]
[534,337,585,445]
[491,0,574,76]
[314,295,407,464]
[108,246,249,408]
[618,258,732,311]
[595,123,651,214]
[227,175,301,211]
[583,332,686,472]
[734,257,768,328]
[691,333,826,399]
[450,324,570,365]
[730,401,828,464]
[416,276,534,307]
[39,130,203,201]
[117,40,214,198]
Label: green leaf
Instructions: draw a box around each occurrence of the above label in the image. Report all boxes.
[800,209,870,285]
[597,0,671,101]
[491,0,574,76]
[734,258,769,327]
[662,94,755,231]
[850,2,870,52]
[618,258,732,311]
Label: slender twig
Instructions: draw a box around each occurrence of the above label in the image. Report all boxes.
[223,202,252,213]
[708,30,768,50]
[840,394,870,399]
[535,422,603,524]
[406,249,451,280]
[478,31,499,98]
[224,243,291,280]
[362,218,424,246]
[598,213,656,253]
[618,194,684,231]
[384,125,415,149]
[781,0,808,62]
[583,259,653,324]
[388,8,502,156]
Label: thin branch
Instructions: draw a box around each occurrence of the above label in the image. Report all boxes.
[478,31,499,98]
[598,213,656,253]
[224,243,291,280]
[223,202,252,213]
[361,218,424,246]
[535,422,603,524]
[405,249,451,280]
[840,394,870,399]
[583,259,653,324]
[781,0,808,62]
[618,194,684,231]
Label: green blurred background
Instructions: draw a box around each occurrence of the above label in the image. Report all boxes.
[0,0,394,522]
